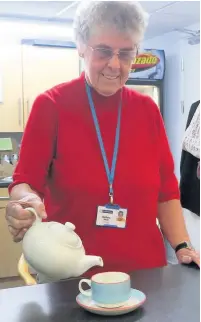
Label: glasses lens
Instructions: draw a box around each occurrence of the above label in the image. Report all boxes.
[90,46,138,62]
[119,50,136,62]
[93,48,113,60]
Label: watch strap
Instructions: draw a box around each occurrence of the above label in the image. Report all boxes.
[175,241,194,253]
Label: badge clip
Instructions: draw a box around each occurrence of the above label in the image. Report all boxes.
[109,184,114,204]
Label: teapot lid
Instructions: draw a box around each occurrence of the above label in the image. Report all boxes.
[47,222,82,249]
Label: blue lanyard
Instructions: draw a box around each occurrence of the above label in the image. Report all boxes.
[86,82,122,204]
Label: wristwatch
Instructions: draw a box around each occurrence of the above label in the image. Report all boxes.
[175,241,194,253]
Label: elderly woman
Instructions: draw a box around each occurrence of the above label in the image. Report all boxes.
[6,1,199,276]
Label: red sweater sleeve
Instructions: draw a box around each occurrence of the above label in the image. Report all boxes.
[9,92,57,197]
[146,97,180,202]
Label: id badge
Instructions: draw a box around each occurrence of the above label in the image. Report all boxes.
[96,204,127,228]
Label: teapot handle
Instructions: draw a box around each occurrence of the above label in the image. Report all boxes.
[25,207,42,222]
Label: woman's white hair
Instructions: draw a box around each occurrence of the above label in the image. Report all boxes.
[73,1,149,45]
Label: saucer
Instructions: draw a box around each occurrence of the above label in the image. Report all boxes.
[76,288,146,316]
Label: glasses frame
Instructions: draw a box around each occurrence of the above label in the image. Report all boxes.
[88,45,139,63]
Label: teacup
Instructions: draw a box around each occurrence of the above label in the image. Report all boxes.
[78,271,131,308]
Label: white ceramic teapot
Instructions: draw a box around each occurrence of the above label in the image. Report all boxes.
[22,208,104,283]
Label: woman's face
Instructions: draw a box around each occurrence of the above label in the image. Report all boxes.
[81,28,139,96]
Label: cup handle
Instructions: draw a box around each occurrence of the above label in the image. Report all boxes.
[25,207,41,222]
[78,279,92,297]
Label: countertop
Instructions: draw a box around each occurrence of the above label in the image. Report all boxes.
[0,264,199,322]
[0,177,12,188]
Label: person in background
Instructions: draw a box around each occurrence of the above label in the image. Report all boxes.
[5,1,199,277]
[180,100,200,251]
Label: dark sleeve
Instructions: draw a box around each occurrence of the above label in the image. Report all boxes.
[9,92,57,198]
[186,100,200,129]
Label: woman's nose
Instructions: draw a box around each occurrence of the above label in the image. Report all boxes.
[107,53,121,69]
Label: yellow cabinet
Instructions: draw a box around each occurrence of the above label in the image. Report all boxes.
[0,188,22,278]
[0,43,23,132]
[0,41,80,132]
[22,44,80,127]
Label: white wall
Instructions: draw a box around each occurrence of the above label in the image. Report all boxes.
[180,23,200,132]
[142,23,200,180]
[142,32,183,179]
[181,44,200,132]
[0,20,73,44]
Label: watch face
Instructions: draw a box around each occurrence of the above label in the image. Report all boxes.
[186,242,194,249]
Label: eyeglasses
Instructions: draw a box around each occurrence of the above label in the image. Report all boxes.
[88,45,138,63]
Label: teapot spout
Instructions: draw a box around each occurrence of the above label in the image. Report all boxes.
[74,256,104,277]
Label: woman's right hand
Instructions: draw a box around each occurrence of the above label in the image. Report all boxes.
[5,193,47,242]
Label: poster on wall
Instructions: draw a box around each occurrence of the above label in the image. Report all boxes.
[129,49,165,80]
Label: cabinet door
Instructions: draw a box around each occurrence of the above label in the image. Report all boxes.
[0,189,22,278]
[0,43,23,132]
[22,45,80,127]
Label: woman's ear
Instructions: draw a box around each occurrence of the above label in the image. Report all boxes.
[77,42,86,58]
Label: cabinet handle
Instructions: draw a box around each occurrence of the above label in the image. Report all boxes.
[18,98,22,126]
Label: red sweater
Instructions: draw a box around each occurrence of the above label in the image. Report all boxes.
[10,73,179,276]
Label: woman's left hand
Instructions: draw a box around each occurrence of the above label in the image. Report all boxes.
[176,248,200,267]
